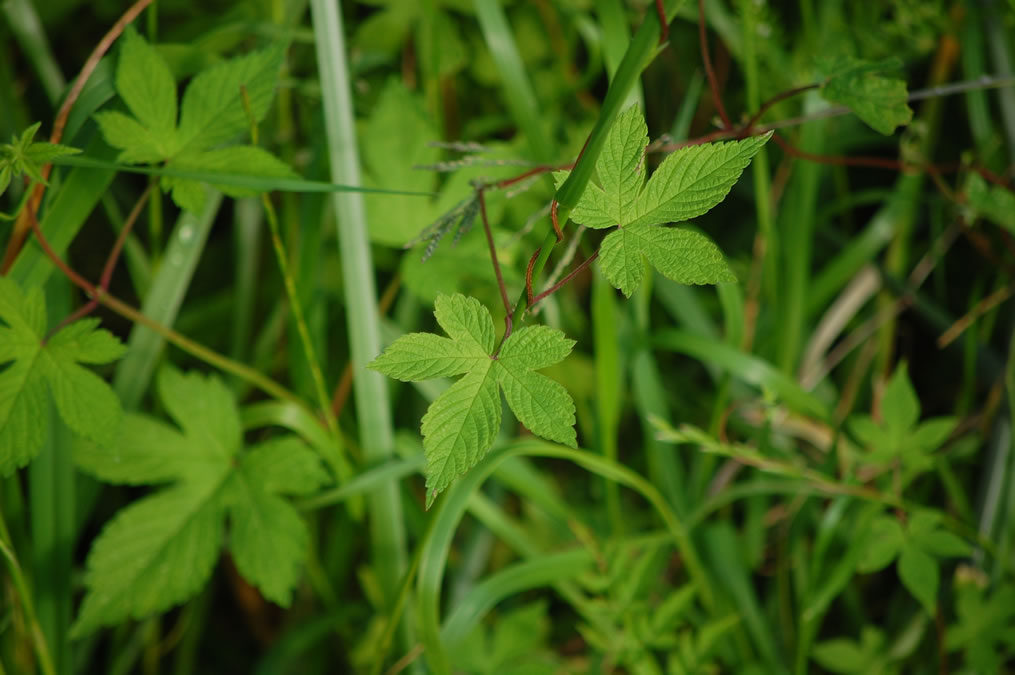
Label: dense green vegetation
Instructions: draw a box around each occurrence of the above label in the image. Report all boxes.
[2,0,1015,673]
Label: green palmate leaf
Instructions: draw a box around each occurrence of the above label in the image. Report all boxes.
[0,278,125,475]
[369,294,576,506]
[555,106,768,297]
[71,368,328,635]
[94,30,289,212]
[848,363,956,473]
[819,56,913,135]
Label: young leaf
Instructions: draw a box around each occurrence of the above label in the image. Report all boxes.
[0,122,80,197]
[848,363,956,475]
[819,56,913,135]
[369,293,576,506]
[555,106,768,297]
[71,368,329,635]
[0,278,125,475]
[94,30,290,212]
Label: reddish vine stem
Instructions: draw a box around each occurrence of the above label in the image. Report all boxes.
[528,250,599,310]
[698,0,732,129]
[525,248,541,307]
[741,83,822,133]
[655,0,669,44]
[478,186,514,340]
[46,184,153,340]
[1,0,154,273]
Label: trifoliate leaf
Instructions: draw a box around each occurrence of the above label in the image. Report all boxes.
[0,278,125,475]
[819,56,913,135]
[72,368,327,634]
[556,106,766,296]
[115,26,178,142]
[94,31,290,212]
[369,293,576,506]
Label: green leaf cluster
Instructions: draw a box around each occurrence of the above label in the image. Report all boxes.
[456,602,561,675]
[554,106,769,296]
[0,277,125,475]
[819,56,913,135]
[369,293,576,506]
[963,172,1015,233]
[857,510,970,614]
[94,26,294,213]
[0,122,80,199]
[812,626,900,675]
[947,581,1015,671]
[848,363,957,477]
[71,368,330,635]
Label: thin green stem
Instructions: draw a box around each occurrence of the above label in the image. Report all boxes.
[0,512,56,675]
[260,193,341,438]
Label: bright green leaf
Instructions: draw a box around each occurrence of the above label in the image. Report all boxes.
[0,278,125,475]
[559,107,763,295]
[629,133,771,228]
[599,223,735,297]
[421,365,501,506]
[369,293,576,505]
[898,544,938,614]
[820,56,913,135]
[116,26,178,141]
[176,43,285,151]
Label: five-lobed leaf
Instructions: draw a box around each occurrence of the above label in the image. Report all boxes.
[95,28,289,212]
[555,106,768,297]
[0,278,125,475]
[71,368,330,635]
[369,294,576,506]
